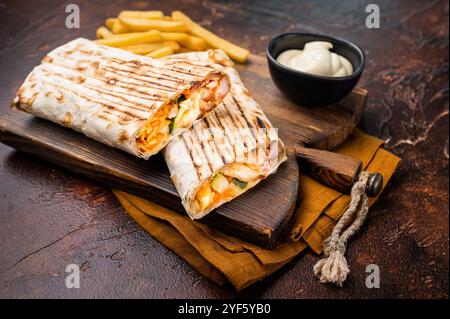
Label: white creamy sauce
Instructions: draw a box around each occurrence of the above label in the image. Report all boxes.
[276,41,353,77]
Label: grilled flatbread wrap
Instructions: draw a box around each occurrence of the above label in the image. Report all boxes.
[163,50,287,219]
[12,38,229,158]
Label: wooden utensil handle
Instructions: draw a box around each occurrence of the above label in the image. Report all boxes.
[293,145,383,196]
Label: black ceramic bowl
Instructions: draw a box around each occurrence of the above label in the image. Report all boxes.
[267,32,365,107]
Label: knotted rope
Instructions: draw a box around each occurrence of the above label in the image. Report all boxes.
[313,171,371,287]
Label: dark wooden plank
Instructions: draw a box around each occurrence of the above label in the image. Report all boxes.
[294,144,362,193]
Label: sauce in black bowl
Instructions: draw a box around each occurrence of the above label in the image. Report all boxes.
[267,32,365,107]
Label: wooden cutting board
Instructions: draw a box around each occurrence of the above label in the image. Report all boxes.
[0,54,366,248]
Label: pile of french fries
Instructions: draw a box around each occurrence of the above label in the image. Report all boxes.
[95,10,250,62]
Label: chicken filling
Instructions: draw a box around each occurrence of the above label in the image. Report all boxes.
[193,163,263,212]
[135,74,229,154]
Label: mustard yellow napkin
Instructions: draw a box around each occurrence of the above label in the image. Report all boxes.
[113,129,400,290]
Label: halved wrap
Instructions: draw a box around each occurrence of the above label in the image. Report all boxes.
[163,50,287,219]
[12,38,229,158]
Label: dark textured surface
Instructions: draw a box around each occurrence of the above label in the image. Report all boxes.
[0,0,448,298]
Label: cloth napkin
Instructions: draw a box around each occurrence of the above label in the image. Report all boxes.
[113,129,400,290]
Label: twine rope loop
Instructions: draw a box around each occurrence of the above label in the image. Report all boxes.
[313,171,371,287]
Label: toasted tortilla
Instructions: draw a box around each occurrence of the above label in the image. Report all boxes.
[163,50,287,219]
[13,38,229,158]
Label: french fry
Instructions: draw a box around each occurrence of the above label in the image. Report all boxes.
[162,41,181,51]
[111,21,130,34]
[178,47,192,53]
[118,10,164,20]
[95,30,162,47]
[96,26,114,39]
[105,18,118,29]
[121,41,180,55]
[119,17,187,32]
[160,32,206,51]
[146,46,174,58]
[171,10,249,63]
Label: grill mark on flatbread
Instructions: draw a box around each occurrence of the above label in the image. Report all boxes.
[191,122,211,171]
[231,95,270,158]
[203,115,228,165]
[46,60,169,100]
[222,99,255,162]
[44,73,155,116]
[229,96,261,155]
[180,134,201,181]
[39,79,146,120]
[83,82,162,103]
[104,55,215,79]
[100,65,182,90]
[48,47,224,114]
[40,69,171,118]
[187,130,213,181]
[162,64,217,77]
[206,109,238,164]
[51,54,182,91]
[253,116,272,157]
[95,103,143,121]
[82,82,160,110]
[231,95,258,141]
[101,64,191,85]
[104,109,143,125]
[208,107,238,161]
[106,56,214,71]
[155,59,217,73]
[55,40,217,84]
[192,134,214,174]
[103,75,174,93]
[79,53,204,84]
[55,50,199,80]
[97,114,110,122]
[47,59,176,94]
[46,60,176,99]
[227,99,255,139]
[154,65,211,77]
[47,72,158,112]
[191,120,220,173]
[216,104,246,161]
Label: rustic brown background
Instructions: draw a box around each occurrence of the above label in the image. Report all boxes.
[0,0,448,298]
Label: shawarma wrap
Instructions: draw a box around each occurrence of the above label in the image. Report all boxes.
[13,38,229,158]
[163,50,287,219]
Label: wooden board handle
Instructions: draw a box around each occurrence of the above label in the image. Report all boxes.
[293,145,383,197]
